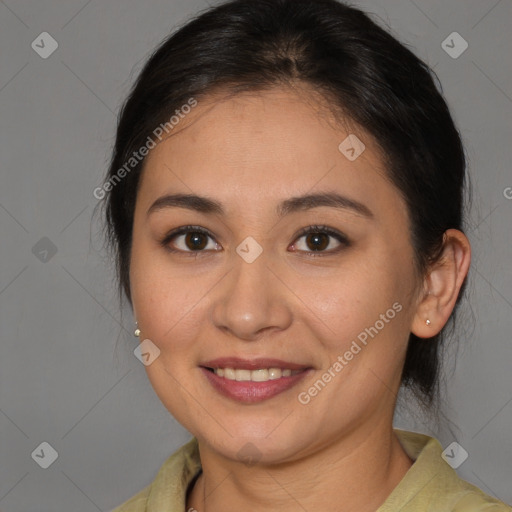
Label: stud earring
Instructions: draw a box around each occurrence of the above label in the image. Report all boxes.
[134,322,141,337]
[425,319,431,326]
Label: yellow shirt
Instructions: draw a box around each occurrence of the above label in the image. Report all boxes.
[111,429,511,511]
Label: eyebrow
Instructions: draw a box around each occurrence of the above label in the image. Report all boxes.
[147,192,374,219]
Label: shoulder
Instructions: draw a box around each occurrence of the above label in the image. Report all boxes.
[444,472,511,512]
[109,436,201,512]
[380,430,512,512]
[448,489,512,512]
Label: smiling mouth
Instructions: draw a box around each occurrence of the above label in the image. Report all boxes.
[200,365,313,403]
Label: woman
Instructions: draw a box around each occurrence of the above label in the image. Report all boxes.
[103,0,511,510]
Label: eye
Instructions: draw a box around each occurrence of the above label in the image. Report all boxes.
[290,224,350,256]
[160,225,220,255]
[160,224,350,256]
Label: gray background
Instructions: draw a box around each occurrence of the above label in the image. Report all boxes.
[0,0,510,510]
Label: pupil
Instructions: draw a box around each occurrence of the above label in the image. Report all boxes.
[187,232,206,250]
[308,233,328,251]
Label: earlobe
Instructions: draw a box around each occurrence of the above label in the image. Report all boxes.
[411,229,471,339]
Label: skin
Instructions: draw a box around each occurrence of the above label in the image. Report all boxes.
[128,85,471,512]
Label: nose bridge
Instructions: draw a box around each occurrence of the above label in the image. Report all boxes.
[211,242,290,339]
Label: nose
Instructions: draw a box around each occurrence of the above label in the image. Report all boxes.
[210,249,292,341]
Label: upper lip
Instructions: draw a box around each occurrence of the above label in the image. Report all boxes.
[200,357,311,371]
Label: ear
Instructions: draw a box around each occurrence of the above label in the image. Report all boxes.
[411,229,471,339]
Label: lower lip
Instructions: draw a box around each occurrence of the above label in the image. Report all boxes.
[200,367,312,404]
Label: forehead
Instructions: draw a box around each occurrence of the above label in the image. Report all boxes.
[137,87,401,220]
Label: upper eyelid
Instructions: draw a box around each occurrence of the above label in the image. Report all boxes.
[295,224,348,240]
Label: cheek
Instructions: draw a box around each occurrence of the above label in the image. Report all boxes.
[129,243,214,362]
[306,253,406,326]
[301,279,405,355]
[299,251,415,379]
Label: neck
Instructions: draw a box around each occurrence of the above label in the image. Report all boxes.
[186,421,413,512]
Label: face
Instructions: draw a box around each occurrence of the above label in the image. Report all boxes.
[129,86,422,463]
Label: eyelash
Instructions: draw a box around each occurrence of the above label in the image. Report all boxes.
[160,224,350,258]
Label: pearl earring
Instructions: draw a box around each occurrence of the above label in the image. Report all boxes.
[134,322,141,337]
[425,319,431,326]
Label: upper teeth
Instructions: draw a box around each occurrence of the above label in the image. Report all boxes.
[214,368,302,381]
